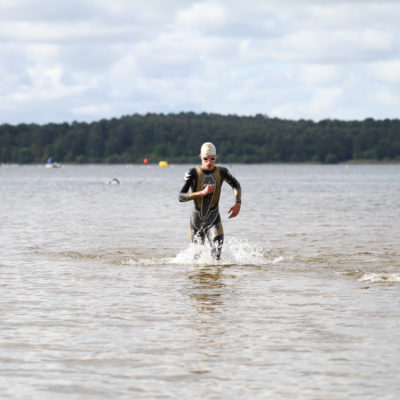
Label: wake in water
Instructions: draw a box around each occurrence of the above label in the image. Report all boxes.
[122,238,283,267]
[358,271,400,283]
[52,243,400,284]
[337,266,400,284]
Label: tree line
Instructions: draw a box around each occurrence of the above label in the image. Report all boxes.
[0,112,399,164]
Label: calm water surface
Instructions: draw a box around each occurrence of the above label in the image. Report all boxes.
[1,164,400,399]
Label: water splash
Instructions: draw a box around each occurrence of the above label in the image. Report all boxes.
[358,272,400,283]
[171,243,215,265]
[120,238,279,267]
[170,238,276,266]
[120,255,166,266]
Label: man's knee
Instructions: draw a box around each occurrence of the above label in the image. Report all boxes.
[211,234,223,260]
[190,229,205,245]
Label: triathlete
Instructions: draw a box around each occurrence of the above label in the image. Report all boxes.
[178,142,241,260]
[107,177,120,184]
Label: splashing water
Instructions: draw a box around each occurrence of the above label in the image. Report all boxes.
[170,238,275,266]
[120,239,277,267]
[359,272,400,283]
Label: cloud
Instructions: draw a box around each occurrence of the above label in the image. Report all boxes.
[11,65,86,101]
[369,59,400,84]
[373,88,400,107]
[0,0,400,123]
[297,64,344,86]
[71,103,113,116]
[176,2,227,30]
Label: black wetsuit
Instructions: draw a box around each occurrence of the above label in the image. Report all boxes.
[179,165,241,259]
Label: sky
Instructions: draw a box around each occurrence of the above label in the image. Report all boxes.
[1,0,400,125]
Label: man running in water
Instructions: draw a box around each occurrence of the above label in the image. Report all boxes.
[179,142,241,260]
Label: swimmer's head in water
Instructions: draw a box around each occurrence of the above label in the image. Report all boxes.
[200,142,217,157]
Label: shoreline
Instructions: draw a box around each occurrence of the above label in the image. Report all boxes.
[1,160,400,167]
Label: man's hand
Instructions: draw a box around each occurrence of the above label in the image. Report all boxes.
[228,202,241,218]
[200,184,215,196]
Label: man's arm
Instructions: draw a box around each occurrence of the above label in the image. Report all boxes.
[179,168,214,202]
[178,170,193,202]
[221,167,242,218]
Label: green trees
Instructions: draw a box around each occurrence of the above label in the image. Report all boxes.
[0,113,399,164]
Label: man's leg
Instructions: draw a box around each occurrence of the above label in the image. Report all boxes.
[190,227,205,244]
[207,222,224,261]
[190,227,205,260]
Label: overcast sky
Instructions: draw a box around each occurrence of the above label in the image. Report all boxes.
[1,0,399,124]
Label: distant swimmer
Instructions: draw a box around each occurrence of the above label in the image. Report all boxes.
[178,142,241,261]
[107,178,120,184]
[45,156,61,168]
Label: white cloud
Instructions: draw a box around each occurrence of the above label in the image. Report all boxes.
[269,86,343,120]
[0,0,400,123]
[71,103,113,116]
[298,64,344,86]
[372,88,400,107]
[176,2,226,30]
[369,59,400,84]
[9,65,87,102]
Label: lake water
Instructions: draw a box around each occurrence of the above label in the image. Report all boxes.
[1,164,400,399]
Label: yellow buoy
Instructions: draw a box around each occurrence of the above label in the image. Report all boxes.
[159,161,168,168]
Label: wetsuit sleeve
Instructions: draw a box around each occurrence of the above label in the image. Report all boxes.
[179,168,196,202]
[220,166,242,202]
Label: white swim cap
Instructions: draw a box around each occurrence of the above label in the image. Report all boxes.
[200,142,217,156]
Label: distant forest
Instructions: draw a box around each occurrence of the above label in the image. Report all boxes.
[1,112,399,164]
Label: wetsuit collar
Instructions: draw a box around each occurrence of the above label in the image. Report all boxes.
[200,166,216,174]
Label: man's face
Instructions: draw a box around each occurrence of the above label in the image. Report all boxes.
[201,154,217,171]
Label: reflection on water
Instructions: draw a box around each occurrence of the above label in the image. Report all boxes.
[189,266,226,312]
[188,266,227,360]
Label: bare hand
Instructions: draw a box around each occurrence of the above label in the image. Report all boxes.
[228,202,241,218]
[201,184,215,196]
